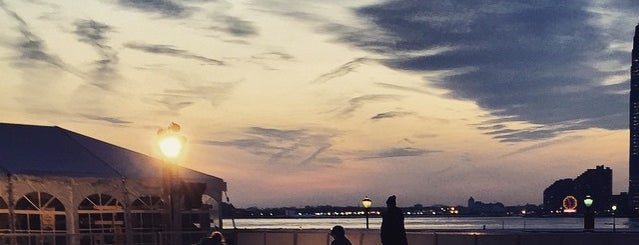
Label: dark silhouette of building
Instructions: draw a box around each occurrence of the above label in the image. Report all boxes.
[630,23,639,215]
[543,179,575,213]
[466,197,506,216]
[574,165,612,213]
[542,165,612,214]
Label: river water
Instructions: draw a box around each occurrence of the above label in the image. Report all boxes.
[223,217,639,231]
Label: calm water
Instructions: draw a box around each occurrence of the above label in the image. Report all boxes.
[224,217,639,231]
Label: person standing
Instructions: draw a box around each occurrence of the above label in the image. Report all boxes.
[380,195,408,245]
[330,225,352,245]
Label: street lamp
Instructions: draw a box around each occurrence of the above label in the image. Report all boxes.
[157,123,185,242]
[583,195,594,231]
[361,196,372,230]
[612,205,617,232]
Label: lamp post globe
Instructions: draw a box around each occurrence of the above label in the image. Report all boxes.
[583,195,593,208]
[159,136,183,159]
[157,122,186,244]
[583,195,594,231]
[612,205,617,232]
[361,197,372,230]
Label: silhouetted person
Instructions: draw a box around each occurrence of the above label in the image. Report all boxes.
[199,231,225,245]
[381,195,408,245]
[330,225,352,245]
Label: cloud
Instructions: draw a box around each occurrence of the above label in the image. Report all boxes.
[360,147,438,159]
[502,135,584,157]
[337,94,401,117]
[146,82,236,111]
[197,127,337,165]
[371,111,415,120]
[1,3,66,70]
[252,52,294,61]
[117,0,192,18]
[330,0,639,142]
[79,114,132,125]
[73,19,119,89]
[124,42,224,65]
[375,82,436,95]
[210,15,258,37]
[312,57,376,84]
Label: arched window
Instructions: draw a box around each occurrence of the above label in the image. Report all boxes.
[131,195,165,243]
[0,196,9,233]
[14,192,66,244]
[78,194,124,245]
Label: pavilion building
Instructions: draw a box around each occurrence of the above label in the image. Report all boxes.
[0,123,226,245]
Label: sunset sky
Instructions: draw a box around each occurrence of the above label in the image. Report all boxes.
[1,0,638,208]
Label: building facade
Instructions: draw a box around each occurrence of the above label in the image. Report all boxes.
[543,179,575,213]
[574,165,612,212]
[542,166,612,214]
[631,23,639,215]
[0,123,227,245]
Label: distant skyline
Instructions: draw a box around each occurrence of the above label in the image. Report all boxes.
[1,0,639,208]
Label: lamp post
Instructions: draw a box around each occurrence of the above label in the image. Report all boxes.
[361,196,372,230]
[157,123,185,243]
[583,195,594,231]
[612,205,617,232]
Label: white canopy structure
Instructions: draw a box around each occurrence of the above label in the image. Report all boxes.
[0,123,227,245]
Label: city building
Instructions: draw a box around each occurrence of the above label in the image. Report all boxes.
[542,165,612,214]
[573,165,612,212]
[543,179,575,213]
[630,23,639,215]
[0,123,227,244]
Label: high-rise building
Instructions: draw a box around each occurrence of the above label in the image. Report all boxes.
[630,23,639,215]
[543,178,575,213]
[542,166,612,214]
[574,165,612,212]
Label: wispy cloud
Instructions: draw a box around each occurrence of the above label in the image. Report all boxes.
[375,82,436,95]
[197,127,338,165]
[337,94,401,117]
[124,42,225,65]
[312,57,375,84]
[370,111,415,120]
[360,147,439,160]
[210,15,258,37]
[252,52,294,61]
[79,114,132,125]
[116,0,192,18]
[146,82,236,112]
[502,135,584,157]
[73,19,119,89]
[1,2,68,71]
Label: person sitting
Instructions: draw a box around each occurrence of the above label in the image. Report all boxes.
[330,225,352,245]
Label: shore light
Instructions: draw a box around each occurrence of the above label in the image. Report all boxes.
[583,195,594,231]
[157,122,186,244]
[612,204,617,232]
[583,195,593,208]
[158,122,185,159]
[361,196,372,230]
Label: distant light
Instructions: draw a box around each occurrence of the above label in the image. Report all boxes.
[612,205,617,211]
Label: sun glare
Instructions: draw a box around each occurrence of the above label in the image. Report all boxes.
[159,136,183,159]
